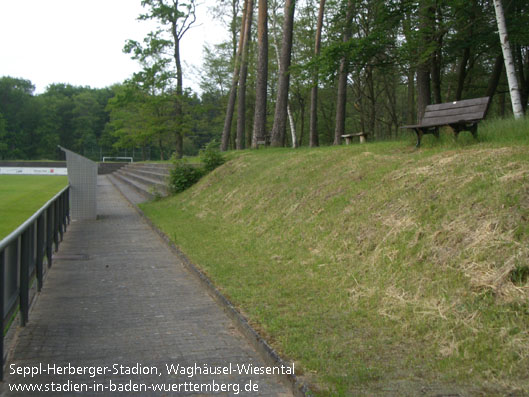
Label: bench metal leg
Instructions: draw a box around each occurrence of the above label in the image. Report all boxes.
[415,128,423,148]
[470,124,478,139]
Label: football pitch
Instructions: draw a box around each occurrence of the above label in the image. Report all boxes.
[0,175,69,240]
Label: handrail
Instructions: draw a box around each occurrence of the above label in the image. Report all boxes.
[0,185,70,251]
[0,184,70,380]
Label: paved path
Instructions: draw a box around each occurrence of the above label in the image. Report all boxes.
[1,176,291,396]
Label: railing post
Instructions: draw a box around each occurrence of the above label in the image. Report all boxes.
[1,249,5,381]
[62,189,69,230]
[66,187,71,224]
[20,231,29,327]
[46,206,53,268]
[53,200,59,252]
[36,214,45,292]
[58,193,64,242]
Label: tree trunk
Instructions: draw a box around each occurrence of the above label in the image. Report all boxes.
[407,69,415,124]
[402,12,415,124]
[221,0,249,151]
[287,103,297,147]
[231,0,239,59]
[522,51,529,110]
[333,0,354,145]
[515,45,528,111]
[171,21,184,158]
[366,65,376,138]
[455,47,470,101]
[298,100,305,146]
[270,38,297,148]
[175,133,183,159]
[416,1,433,120]
[486,54,503,100]
[309,0,325,147]
[270,0,296,147]
[236,0,254,150]
[159,137,165,161]
[251,0,268,148]
[454,0,477,101]
[416,67,431,121]
[493,0,524,118]
[430,5,443,104]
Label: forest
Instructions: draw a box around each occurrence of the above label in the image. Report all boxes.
[0,0,528,161]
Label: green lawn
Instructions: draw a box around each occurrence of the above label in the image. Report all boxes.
[141,118,529,396]
[0,175,68,240]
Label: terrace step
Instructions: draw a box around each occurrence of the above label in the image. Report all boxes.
[107,174,149,205]
[112,163,173,200]
[128,168,170,183]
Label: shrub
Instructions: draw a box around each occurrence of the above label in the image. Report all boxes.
[167,141,225,195]
[168,159,205,194]
[200,140,225,173]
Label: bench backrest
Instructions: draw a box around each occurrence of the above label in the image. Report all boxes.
[420,97,490,127]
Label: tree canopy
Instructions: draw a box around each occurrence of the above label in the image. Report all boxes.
[1,0,528,159]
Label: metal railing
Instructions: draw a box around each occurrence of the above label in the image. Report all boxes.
[0,185,70,380]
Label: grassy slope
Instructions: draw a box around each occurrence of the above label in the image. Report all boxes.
[141,122,529,396]
[0,175,68,239]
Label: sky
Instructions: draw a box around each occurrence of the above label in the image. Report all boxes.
[0,0,226,94]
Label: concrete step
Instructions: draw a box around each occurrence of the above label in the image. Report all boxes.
[128,168,170,183]
[111,162,201,201]
[112,172,156,200]
[116,169,169,193]
[128,163,173,173]
[107,174,148,205]
[98,162,128,175]
[112,163,173,200]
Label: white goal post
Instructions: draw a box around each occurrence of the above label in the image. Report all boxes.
[102,157,134,163]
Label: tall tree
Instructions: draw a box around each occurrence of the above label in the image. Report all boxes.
[333,0,354,145]
[0,113,7,159]
[430,3,443,104]
[236,0,254,150]
[0,77,43,159]
[221,0,249,151]
[452,0,478,101]
[402,10,416,124]
[309,0,325,147]
[251,0,269,148]
[211,0,241,59]
[126,0,197,158]
[270,0,296,147]
[416,0,433,120]
[493,0,524,118]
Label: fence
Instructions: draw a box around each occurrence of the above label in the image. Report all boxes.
[0,186,70,380]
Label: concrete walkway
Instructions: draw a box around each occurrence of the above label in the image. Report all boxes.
[1,176,291,396]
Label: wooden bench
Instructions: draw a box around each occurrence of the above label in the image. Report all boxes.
[401,97,490,147]
[341,132,368,144]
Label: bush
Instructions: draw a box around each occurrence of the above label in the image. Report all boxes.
[200,140,225,173]
[168,141,225,195]
[168,159,205,194]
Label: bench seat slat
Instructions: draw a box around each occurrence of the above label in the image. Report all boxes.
[423,105,488,120]
[421,112,486,127]
[425,97,489,112]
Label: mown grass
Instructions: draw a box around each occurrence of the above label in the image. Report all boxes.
[0,175,68,240]
[141,118,529,396]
